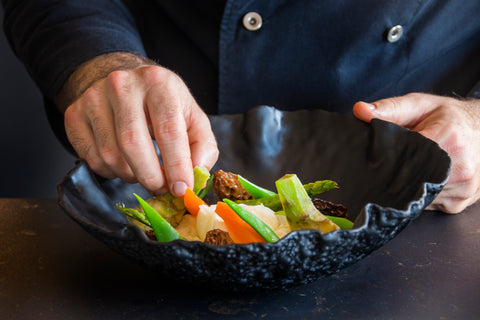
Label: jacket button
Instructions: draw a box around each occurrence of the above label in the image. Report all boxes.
[386,25,403,43]
[243,12,263,31]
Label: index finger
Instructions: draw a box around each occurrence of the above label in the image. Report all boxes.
[147,87,194,197]
[107,71,166,194]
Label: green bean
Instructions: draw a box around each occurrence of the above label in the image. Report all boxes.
[235,179,338,211]
[324,215,353,229]
[223,199,280,243]
[238,175,276,199]
[134,193,181,242]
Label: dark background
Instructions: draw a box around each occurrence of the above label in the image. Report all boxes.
[0,8,76,198]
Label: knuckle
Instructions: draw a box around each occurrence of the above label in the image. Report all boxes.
[118,129,145,151]
[81,84,103,104]
[157,108,185,138]
[447,132,466,154]
[106,70,132,95]
[203,149,220,170]
[145,67,185,97]
[141,65,171,83]
[65,130,83,152]
[75,89,106,120]
[118,169,137,184]
[454,192,472,203]
[204,135,219,149]
[96,147,137,183]
[438,125,471,157]
[139,174,165,192]
[210,145,220,161]
[67,133,92,158]
[376,96,401,115]
[91,117,111,139]
[381,97,403,123]
[405,92,423,100]
[107,69,129,82]
[454,164,476,184]
[191,139,219,167]
[162,153,192,178]
[98,145,119,167]
[443,201,468,214]
[165,157,191,171]
[431,198,465,214]
[83,152,104,174]
[64,105,82,127]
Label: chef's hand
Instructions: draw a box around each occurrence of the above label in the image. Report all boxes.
[56,53,219,197]
[353,93,480,214]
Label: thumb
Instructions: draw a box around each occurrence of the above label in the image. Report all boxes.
[353,93,440,128]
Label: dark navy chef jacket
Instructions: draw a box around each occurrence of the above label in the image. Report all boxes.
[2,0,480,145]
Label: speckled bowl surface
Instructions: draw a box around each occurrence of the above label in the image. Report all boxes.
[58,106,450,290]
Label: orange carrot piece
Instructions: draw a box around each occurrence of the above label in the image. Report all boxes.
[183,187,207,216]
[215,202,265,244]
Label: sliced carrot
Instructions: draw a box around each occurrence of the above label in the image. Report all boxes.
[183,187,207,216]
[215,202,265,244]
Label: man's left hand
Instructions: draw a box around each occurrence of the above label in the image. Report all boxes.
[353,92,480,213]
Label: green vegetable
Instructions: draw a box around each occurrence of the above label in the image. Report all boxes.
[238,175,276,199]
[324,215,353,229]
[193,166,211,195]
[142,193,186,227]
[117,193,185,228]
[276,174,339,233]
[235,194,283,211]
[116,204,152,227]
[197,174,213,199]
[223,199,280,243]
[235,179,338,211]
[303,180,339,196]
[134,193,181,242]
[117,167,212,229]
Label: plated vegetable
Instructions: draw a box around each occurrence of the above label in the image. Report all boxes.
[117,167,352,245]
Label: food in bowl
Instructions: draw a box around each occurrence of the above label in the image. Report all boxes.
[117,167,352,245]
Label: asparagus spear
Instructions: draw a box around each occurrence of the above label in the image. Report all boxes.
[276,174,339,233]
[235,179,338,212]
[116,204,152,227]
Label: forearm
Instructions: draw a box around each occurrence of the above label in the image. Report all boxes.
[2,0,146,101]
[54,52,157,112]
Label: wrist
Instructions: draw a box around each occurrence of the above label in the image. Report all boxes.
[54,52,156,112]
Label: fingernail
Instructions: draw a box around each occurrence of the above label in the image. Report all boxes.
[365,102,376,110]
[172,181,188,197]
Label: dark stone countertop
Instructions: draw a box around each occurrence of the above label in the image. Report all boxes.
[0,198,479,319]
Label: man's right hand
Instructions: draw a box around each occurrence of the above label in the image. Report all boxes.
[59,56,219,198]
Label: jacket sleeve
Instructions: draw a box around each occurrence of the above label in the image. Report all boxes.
[1,0,146,100]
[468,81,480,99]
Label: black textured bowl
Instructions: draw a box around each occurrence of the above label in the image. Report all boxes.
[58,106,450,290]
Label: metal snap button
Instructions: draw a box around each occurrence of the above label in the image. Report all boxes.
[243,12,262,31]
[386,25,403,43]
